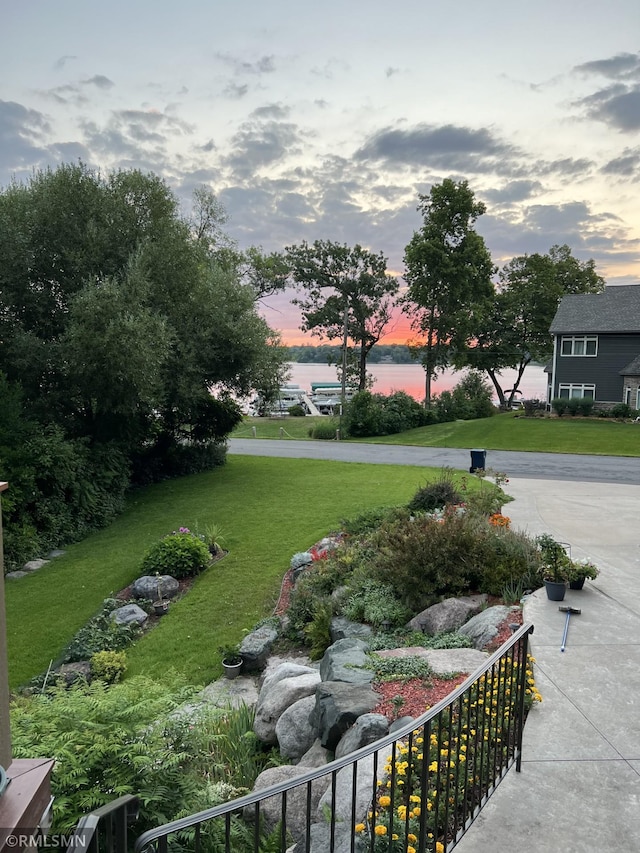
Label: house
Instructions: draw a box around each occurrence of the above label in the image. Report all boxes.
[547,285,640,409]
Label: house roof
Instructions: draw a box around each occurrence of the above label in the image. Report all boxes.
[549,285,640,334]
[620,355,640,376]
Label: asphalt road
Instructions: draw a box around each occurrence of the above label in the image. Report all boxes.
[228,438,640,485]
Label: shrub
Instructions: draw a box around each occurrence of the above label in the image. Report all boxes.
[341,391,385,437]
[340,506,409,536]
[565,397,581,416]
[522,398,544,416]
[408,469,463,513]
[64,599,143,663]
[610,402,633,419]
[287,404,306,417]
[308,419,339,440]
[552,397,569,416]
[90,650,127,683]
[342,390,433,437]
[343,578,410,629]
[304,597,334,659]
[140,530,211,579]
[575,397,595,416]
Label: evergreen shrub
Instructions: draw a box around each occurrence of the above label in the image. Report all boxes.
[140,530,211,580]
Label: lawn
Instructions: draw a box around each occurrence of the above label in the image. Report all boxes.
[5,455,456,689]
[233,412,640,456]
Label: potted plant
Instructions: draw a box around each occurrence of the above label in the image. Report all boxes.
[568,559,600,590]
[537,534,571,601]
[153,573,170,616]
[218,644,243,679]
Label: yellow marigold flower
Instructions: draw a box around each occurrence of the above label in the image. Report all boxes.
[409,795,421,803]
[413,806,421,816]
[355,823,365,833]
[374,825,387,836]
[408,833,418,842]
[408,847,416,853]
[429,760,438,772]
[436,843,445,853]
[379,795,391,807]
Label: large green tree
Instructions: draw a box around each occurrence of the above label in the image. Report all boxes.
[402,179,495,406]
[0,163,285,565]
[285,240,398,391]
[456,244,605,408]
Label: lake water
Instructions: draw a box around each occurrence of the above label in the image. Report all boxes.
[286,361,548,403]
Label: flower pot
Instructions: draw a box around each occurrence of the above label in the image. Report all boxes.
[222,659,243,680]
[153,600,169,616]
[544,579,566,601]
[569,577,586,590]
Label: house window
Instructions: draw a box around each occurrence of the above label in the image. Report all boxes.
[558,384,595,399]
[637,388,640,411]
[560,335,597,356]
[624,387,631,405]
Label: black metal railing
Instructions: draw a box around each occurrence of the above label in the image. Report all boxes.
[133,622,534,853]
[67,794,139,853]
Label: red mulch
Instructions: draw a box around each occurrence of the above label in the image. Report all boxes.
[372,674,468,720]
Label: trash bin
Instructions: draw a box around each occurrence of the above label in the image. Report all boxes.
[469,449,486,473]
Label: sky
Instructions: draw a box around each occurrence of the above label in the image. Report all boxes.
[1,0,640,344]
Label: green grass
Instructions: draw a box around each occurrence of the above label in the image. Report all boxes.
[234,413,640,456]
[5,455,453,689]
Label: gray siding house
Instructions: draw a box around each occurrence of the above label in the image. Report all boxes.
[547,285,640,409]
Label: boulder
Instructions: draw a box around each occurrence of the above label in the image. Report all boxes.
[254,668,321,745]
[276,695,318,760]
[316,751,378,827]
[111,603,148,626]
[5,571,29,580]
[319,638,372,685]
[290,552,314,571]
[335,713,389,759]
[313,682,381,751]
[22,559,49,573]
[408,594,488,635]
[245,765,330,847]
[329,617,373,643]
[55,661,92,685]
[306,822,355,853]
[458,605,520,650]
[375,646,489,676]
[297,738,331,768]
[240,624,279,672]
[132,575,179,601]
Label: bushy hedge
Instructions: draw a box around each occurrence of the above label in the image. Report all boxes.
[342,390,435,437]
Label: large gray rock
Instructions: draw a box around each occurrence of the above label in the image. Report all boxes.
[335,713,389,759]
[56,661,92,685]
[458,605,520,649]
[317,752,378,827]
[22,559,49,573]
[245,765,330,847]
[254,669,321,745]
[375,646,490,676]
[111,603,148,626]
[307,822,356,853]
[313,682,382,751]
[297,738,331,768]
[319,638,372,685]
[5,571,29,579]
[329,617,373,643]
[132,575,179,601]
[276,695,318,760]
[408,594,488,634]
[200,676,260,710]
[240,624,279,672]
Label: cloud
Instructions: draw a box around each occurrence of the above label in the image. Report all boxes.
[574,83,640,132]
[574,52,640,81]
[82,75,114,90]
[250,103,290,120]
[223,82,249,99]
[355,123,520,173]
[0,100,50,170]
[601,148,640,178]
[215,52,276,75]
[223,119,302,180]
[53,55,77,71]
[483,180,544,204]
[385,67,400,78]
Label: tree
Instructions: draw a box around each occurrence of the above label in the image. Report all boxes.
[0,163,287,564]
[401,180,495,407]
[456,245,605,408]
[285,240,398,391]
